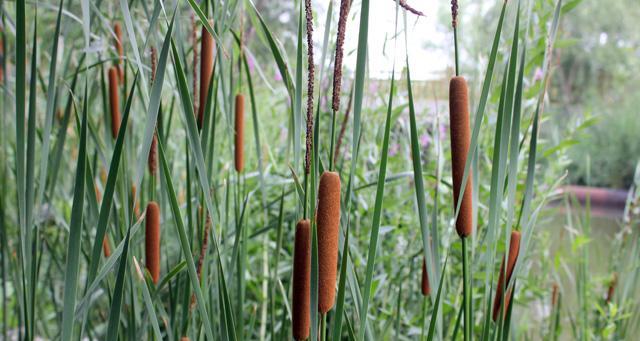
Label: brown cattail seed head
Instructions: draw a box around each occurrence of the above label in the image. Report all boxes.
[108,67,121,139]
[551,282,559,307]
[102,237,111,258]
[317,171,341,313]
[492,231,521,321]
[292,219,311,340]
[606,273,617,304]
[198,20,215,129]
[449,76,473,238]
[422,258,431,296]
[331,0,350,112]
[113,22,124,81]
[180,337,190,341]
[148,133,158,176]
[145,201,161,283]
[234,94,245,173]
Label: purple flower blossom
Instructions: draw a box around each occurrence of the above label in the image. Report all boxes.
[420,133,431,148]
[389,143,399,157]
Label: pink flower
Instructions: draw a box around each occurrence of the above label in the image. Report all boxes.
[533,67,543,81]
[389,143,399,156]
[420,133,431,148]
[274,69,282,81]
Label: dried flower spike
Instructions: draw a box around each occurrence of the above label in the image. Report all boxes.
[148,133,158,176]
[448,76,473,238]
[304,0,315,175]
[317,171,341,313]
[292,219,311,340]
[331,0,350,113]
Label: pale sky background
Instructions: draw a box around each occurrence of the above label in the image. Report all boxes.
[315,0,451,81]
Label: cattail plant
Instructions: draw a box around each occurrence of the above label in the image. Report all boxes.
[317,171,341,313]
[198,20,214,129]
[148,133,158,176]
[102,237,111,258]
[421,258,431,296]
[292,219,311,341]
[191,14,199,116]
[451,0,460,74]
[234,94,244,172]
[605,273,617,304]
[492,231,521,322]
[449,75,473,339]
[304,0,315,178]
[108,67,120,139]
[551,282,559,307]
[145,201,161,283]
[113,22,124,81]
[131,184,140,218]
[150,46,157,85]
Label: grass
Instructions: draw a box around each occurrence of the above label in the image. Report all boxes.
[0,0,638,340]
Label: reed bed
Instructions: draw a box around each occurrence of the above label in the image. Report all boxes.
[1,1,631,340]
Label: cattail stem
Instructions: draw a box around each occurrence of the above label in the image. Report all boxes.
[234,94,244,173]
[328,109,337,171]
[198,20,214,130]
[317,171,340,313]
[145,201,161,284]
[292,219,311,341]
[108,67,120,139]
[333,85,353,166]
[451,0,459,76]
[461,237,471,340]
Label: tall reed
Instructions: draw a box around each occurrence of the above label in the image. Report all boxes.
[492,231,521,322]
[198,20,214,129]
[292,219,311,340]
[108,67,120,139]
[145,201,161,284]
[234,94,244,172]
[317,171,340,313]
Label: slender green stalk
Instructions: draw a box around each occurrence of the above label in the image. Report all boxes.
[462,237,471,341]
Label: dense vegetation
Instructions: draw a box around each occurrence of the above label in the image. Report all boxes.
[0,0,638,340]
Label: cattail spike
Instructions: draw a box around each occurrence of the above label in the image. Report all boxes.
[145,201,161,284]
[606,273,617,304]
[131,184,140,218]
[108,67,121,139]
[113,22,124,81]
[492,231,521,321]
[449,76,473,238]
[331,0,350,112]
[198,20,215,129]
[451,0,459,28]
[317,171,341,313]
[422,258,431,296]
[292,219,311,340]
[234,94,244,172]
[304,0,315,175]
[150,46,158,85]
[102,237,111,258]
[551,282,559,307]
[148,133,158,176]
